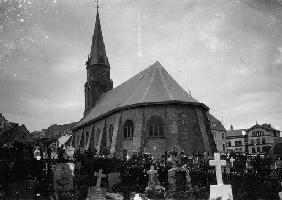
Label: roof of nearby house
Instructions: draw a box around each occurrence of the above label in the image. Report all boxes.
[226,129,246,139]
[74,62,208,130]
[0,124,34,145]
[207,113,226,132]
[246,123,280,134]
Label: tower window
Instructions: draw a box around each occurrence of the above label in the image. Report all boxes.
[148,116,164,137]
[124,120,134,139]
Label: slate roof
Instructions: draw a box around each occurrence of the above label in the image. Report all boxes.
[88,9,109,66]
[74,61,208,129]
[207,113,226,132]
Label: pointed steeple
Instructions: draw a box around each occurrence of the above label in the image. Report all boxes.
[88,7,109,66]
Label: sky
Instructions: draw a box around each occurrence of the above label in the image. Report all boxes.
[0,0,281,132]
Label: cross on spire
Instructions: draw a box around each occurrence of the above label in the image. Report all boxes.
[95,0,99,9]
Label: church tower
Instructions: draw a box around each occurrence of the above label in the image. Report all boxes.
[84,7,113,115]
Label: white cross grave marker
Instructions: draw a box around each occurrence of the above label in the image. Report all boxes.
[94,169,106,187]
[209,153,233,200]
[230,157,235,167]
[147,165,158,186]
[209,153,226,185]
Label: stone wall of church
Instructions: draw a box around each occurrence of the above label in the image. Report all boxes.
[177,105,206,154]
[74,103,215,158]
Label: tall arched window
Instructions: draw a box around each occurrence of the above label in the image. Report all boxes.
[85,132,89,146]
[148,116,164,137]
[79,132,85,148]
[124,120,134,139]
[109,124,114,146]
[95,128,101,147]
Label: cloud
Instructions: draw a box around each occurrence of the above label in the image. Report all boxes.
[199,13,228,53]
[273,46,282,65]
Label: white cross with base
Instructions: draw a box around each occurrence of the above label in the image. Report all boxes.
[230,157,235,167]
[209,152,226,185]
[147,165,158,186]
[94,169,106,187]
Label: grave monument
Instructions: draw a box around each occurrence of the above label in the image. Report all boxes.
[209,153,233,200]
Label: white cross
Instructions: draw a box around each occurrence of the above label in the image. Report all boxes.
[209,153,226,185]
[230,157,235,167]
[94,169,106,187]
[147,165,158,186]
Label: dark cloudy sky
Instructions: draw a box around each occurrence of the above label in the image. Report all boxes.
[0,0,281,132]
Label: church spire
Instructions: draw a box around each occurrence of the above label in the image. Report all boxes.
[88,4,109,66]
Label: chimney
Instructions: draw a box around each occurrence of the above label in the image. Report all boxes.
[230,125,233,130]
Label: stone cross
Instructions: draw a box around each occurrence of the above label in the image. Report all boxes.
[230,157,235,167]
[147,165,158,186]
[94,169,106,187]
[209,153,226,185]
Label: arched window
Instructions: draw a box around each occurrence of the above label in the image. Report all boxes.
[95,128,101,147]
[109,124,114,146]
[148,116,164,137]
[124,120,134,139]
[85,132,89,146]
[79,132,85,148]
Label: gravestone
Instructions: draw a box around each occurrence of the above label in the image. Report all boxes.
[108,172,121,188]
[209,153,233,200]
[52,163,73,192]
[147,165,158,186]
[167,168,176,196]
[88,169,107,200]
[175,169,187,196]
[230,157,235,167]
[51,151,58,160]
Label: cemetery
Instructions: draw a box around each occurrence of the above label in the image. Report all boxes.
[1,143,282,200]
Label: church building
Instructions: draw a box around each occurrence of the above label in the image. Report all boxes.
[72,8,216,159]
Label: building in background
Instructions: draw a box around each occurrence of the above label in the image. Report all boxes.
[226,125,247,153]
[246,123,280,155]
[207,113,226,152]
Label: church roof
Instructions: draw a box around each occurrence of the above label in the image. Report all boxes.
[88,9,109,66]
[74,61,208,129]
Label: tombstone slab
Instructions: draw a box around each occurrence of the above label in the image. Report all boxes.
[52,163,73,192]
[210,184,233,200]
[88,186,107,200]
